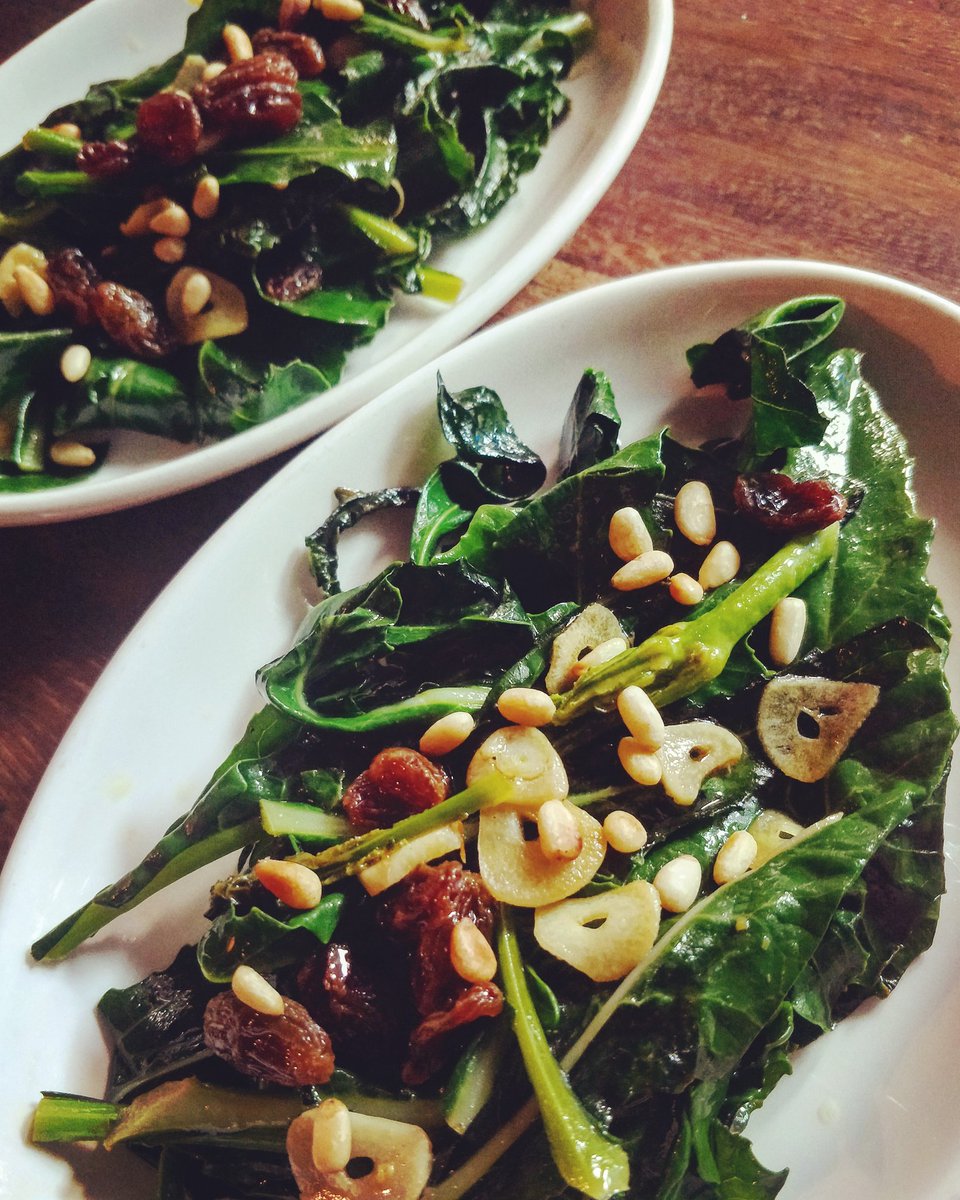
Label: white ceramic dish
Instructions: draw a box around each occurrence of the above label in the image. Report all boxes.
[0,0,672,526]
[2,260,958,1198]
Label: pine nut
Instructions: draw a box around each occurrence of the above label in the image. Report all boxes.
[654,854,702,913]
[497,687,556,727]
[616,685,664,751]
[713,830,758,885]
[669,573,704,606]
[308,1099,353,1174]
[254,858,323,909]
[154,236,187,263]
[14,265,54,315]
[280,0,313,25]
[450,919,498,983]
[698,541,740,590]
[231,964,285,1015]
[570,636,628,680]
[60,343,92,383]
[603,810,648,854]
[617,737,663,786]
[611,550,674,591]
[202,60,228,81]
[537,798,583,861]
[49,439,95,468]
[316,0,366,17]
[419,710,475,757]
[674,481,716,546]
[52,121,82,139]
[178,270,213,317]
[149,202,191,238]
[608,506,653,561]
[120,198,168,238]
[223,22,254,62]
[769,597,806,666]
[192,174,221,219]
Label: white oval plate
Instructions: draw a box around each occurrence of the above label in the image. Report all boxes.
[0,0,672,525]
[2,260,958,1198]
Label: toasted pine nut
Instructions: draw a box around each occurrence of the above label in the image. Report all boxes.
[654,854,702,913]
[669,573,704,606]
[49,439,96,469]
[316,0,365,19]
[570,636,628,679]
[149,202,191,238]
[674,481,716,546]
[419,710,475,757]
[769,596,806,666]
[308,1099,352,1174]
[231,964,285,1015]
[608,506,653,561]
[450,919,498,983]
[497,687,556,727]
[603,810,648,854]
[14,265,54,315]
[537,798,583,861]
[52,121,82,139]
[60,343,92,383]
[254,858,323,909]
[154,236,187,263]
[713,830,758,885]
[202,60,228,81]
[617,737,663,787]
[616,685,664,751]
[698,541,740,590]
[223,22,254,61]
[120,198,168,238]
[178,270,213,317]
[192,175,221,221]
[612,550,674,591]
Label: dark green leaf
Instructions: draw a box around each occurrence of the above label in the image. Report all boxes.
[557,368,620,477]
[306,485,420,593]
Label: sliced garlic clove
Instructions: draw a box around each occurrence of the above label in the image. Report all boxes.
[165,266,249,343]
[658,721,743,806]
[748,809,806,868]
[545,603,626,693]
[478,801,605,907]
[358,823,463,896]
[287,1109,432,1200]
[757,675,880,783]
[534,880,661,982]
[465,725,568,813]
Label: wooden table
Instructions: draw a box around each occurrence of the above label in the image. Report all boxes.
[2,0,959,869]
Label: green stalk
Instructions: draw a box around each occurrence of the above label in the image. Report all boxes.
[497,908,630,1200]
[358,12,469,53]
[32,1094,119,1143]
[0,202,56,237]
[16,170,104,198]
[552,522,840,724]
[341,203,417,256]
[417,264,463,303]
[297,773,507,883]
[22,127,82,158]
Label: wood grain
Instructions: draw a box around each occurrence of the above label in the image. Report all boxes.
[2,0,959,868]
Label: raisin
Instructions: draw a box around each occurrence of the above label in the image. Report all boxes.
[343,748,449,830]
[734,471,847,532]
[194,52,303,142]
[203,988,334,1087]
[264,261,323,302]
[76,139,135,178]
[91,281,177,359]
[136,91,203,165]
[252,29,326,78]
[46,248,101,326]
[404,982,502,1086]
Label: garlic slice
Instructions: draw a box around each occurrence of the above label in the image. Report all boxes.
[478,801,605,907]
[748,809,805,868]
[545,603,626,693]
[165,267,249,343]
[757,676,880,782]
[287,1109,432,1200]
[358,823,463,896]
[534,880,661,981]
[658,721,743,806]
[466,725,568,813]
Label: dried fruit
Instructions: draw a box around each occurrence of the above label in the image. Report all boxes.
[76,139,135,178]
[734,471,847,533]
[46,248,101,326]
[252,28,326,77]
[405,982,502,1085]
[203,988,334,1086]
[194,52,303,142]
[136,92,203,165]
[343,747,450,830]
[264,260,323,302]
[92,281,177,359]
